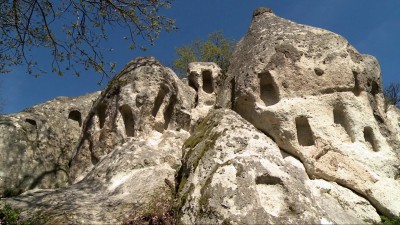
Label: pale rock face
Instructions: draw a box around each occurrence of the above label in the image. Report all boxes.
[220,8,400,216]
[308,179,381,224]
[177,109,380,224]
[0,92,98,196]
[386,105,400,145]
[0,7,399,225]
[2,129,188,224]
[188,62,222,128]
[69,57,196,183]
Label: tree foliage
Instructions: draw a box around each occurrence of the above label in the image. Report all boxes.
[384,82,400,107]
[172,31,236,76]
[0,0,176,81]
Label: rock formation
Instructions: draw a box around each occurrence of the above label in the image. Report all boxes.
[178,109,380,224]
[0,92,98,196]
[68,58,195,183]
[0,7,399,225]
[220,8,400,217]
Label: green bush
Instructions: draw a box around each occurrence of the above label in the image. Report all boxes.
[0,204,48,225]
[2,188,23,198]
[380,214,400,225]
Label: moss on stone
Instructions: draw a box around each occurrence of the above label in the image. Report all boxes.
[197,160,232,218]
[2,188,23,198]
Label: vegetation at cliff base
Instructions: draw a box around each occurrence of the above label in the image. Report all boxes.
[0,204,48,225]
[379,214,400,225]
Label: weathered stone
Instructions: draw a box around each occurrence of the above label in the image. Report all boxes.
[1,129,188,224]
[0,7,399,225]
[187,62,223,128]
[69,57,195,183]
[221,8,400,217]
[0,92,98,196]
[177,109,380,224]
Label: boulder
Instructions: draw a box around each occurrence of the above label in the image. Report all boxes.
[69,57,196,183]
[1,57,194,224]
[219,7,400,216]
[177,109,380,224]
[0,92,98,196]
[2,129,188,224]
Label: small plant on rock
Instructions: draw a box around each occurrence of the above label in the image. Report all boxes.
[2,189,23,198]
[122,187,179,225]
[0,204,48,225]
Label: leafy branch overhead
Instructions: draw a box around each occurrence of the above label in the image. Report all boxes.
[172,31,236,77]
[0,0,176,81]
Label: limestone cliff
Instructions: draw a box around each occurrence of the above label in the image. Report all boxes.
[0,7,399,225]
[0,92,98,196]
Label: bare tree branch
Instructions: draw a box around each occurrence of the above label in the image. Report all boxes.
[384,82,400,107]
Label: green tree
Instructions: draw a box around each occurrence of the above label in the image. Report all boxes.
[0,0,176,81]
[172,31,236,77]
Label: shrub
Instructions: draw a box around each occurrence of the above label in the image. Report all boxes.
[2,189,23,198]
[0,204,48,225]
[380,214,400,225]
[122,188,179,225]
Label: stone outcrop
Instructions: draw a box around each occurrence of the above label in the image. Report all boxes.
[3,129,188,224]
[187,62,223,128]
[69,57,195,183]
[1,57,194,224]
[0,92,98,196]
[1,7,399,225]
[177,109,380,224]
[219,7,400,217]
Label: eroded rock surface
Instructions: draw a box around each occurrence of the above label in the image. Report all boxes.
[0,92,98,196]
[1,57,194,224]
[177,109,380,224]
[0,7,399,225]
[69,57,195,183]
[220,7,400,216]
[3,129,188,224]
[187,62,223,128]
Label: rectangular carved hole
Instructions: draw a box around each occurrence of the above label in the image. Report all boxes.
[364,126,378,151]
[259,72,279,106]
[202,70,214,94]
[96,103,107,129]
[164,95,177,130]
[333,106,353,142]
[230,78,236,108]
[352,71,361,96]
[68,110,82,127]
[296,116,314,146]
[152,86,169,117]
[189,75,199,107]
[119,105,135,137]
[255,174,282,185]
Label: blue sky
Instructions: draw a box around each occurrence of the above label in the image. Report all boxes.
[1,0,400,114]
